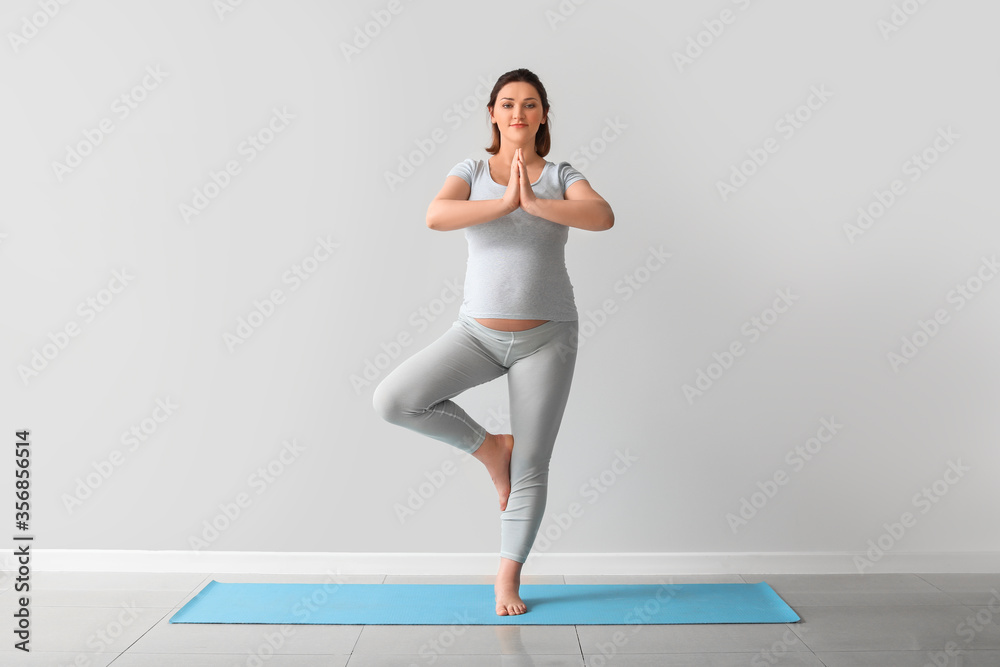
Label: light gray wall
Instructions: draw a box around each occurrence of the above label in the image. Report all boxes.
[2,0,997,562]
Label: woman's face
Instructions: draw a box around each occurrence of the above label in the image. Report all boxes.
[490,81,545,147]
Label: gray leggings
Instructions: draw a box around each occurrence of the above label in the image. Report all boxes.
[372,311,579,563]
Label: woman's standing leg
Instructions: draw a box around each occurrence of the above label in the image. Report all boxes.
[494,320,579,614]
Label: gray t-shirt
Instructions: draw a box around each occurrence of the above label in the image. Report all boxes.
[446,156,587,322]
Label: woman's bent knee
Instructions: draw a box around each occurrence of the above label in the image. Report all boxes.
[372,378,406,424]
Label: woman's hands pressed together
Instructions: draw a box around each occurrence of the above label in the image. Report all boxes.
[501,148,540,216]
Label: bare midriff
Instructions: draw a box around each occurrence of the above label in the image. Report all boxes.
[474,317,550,332]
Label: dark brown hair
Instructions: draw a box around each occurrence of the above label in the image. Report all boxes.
[485,68,551,157]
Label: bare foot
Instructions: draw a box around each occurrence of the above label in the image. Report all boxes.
[495,582,527,615]
[473,433,514,511]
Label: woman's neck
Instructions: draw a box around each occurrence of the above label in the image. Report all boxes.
[492,147,543,167]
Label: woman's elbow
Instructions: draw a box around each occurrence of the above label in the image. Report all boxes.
[602,205,615,230]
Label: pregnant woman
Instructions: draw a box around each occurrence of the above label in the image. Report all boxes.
[373,68,614,615]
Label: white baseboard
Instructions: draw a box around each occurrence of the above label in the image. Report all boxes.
[9,550,1000,575]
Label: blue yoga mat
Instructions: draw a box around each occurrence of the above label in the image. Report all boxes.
[170,581,799,625]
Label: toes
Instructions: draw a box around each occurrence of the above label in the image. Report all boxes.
[495,600,526,615]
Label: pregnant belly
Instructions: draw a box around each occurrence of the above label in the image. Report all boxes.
[474,318,550,331]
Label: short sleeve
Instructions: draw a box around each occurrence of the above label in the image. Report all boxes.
[447,158,475,186]
[557,161,587,193]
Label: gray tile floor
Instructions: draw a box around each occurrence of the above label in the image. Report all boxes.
[1,571,999,666]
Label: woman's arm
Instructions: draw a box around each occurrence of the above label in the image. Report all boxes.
[426,176,513,231]
[523,179,614,232]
